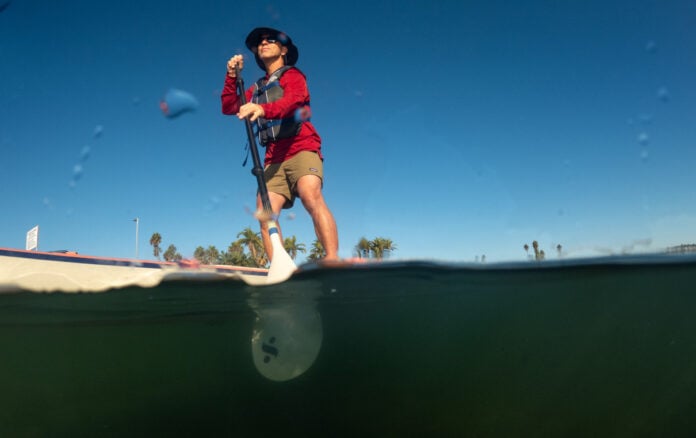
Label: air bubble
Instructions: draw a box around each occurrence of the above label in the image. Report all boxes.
[637,132,649,145]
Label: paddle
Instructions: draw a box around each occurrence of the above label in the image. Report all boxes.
[235,65,297,284]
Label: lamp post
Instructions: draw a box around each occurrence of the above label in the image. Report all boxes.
[133,217,139,259]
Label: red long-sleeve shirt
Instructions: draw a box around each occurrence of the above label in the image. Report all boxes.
[221,68,322,165]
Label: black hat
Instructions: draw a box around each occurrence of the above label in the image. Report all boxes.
[245,27,299,71]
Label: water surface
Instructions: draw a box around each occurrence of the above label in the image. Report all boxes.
[2,256,696,436]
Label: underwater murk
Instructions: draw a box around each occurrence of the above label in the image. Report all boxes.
[2,256,696,436]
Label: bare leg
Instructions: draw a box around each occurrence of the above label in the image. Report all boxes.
[257,192,287,262]
[296,175,339,260]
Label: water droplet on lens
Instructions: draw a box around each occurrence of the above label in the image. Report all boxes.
[645,40,657,53]
[73,164,84,179]
[160,88,198,118]
[93,125,104,138]
[206,195,221,212]
[638,114,652,125]
[657,87,670,103]
[640,149,649,161]
[637,132,649,145]
[286,212,296,221]
[80,145,91,161]
[0,1,11,13]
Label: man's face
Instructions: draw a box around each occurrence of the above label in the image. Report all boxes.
[255,34,287,59]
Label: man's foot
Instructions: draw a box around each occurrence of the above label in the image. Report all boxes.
[317,257,370,267]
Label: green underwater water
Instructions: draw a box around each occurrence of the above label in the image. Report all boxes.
[2,256,696,437]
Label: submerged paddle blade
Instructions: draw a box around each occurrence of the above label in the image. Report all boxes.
[266,221,297,284]
[250,303,323,382]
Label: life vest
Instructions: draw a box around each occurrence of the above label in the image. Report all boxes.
[252,66,311,146]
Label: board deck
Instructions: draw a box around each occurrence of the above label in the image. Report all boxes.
[0,247,269,292]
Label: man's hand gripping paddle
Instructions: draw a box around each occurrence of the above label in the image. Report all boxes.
[235,65,297,284]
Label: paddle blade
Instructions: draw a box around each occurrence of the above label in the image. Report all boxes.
[251,304,323,382]
[266,221,297,284]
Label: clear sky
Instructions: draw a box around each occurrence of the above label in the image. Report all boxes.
[1,0,695,263]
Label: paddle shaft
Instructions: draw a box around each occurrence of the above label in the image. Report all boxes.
[235,67,273,215]
[233,66,297,281]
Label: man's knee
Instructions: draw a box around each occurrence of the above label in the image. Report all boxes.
[301,191,327,212]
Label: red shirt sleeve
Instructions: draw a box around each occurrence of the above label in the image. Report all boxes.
[221,69,309,117]
[221,75,253,115]
[258,69,310,119]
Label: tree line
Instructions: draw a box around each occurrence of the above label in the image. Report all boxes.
[149,231,396,268]
[524,241,563,261]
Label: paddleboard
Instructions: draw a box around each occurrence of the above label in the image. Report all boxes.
[0,247,268,292]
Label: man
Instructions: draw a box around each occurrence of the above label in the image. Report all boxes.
[222,27,338,261]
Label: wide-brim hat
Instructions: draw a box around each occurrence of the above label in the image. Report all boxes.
[245,27,299,71]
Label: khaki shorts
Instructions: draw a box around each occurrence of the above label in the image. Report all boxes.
[264,151,323,209]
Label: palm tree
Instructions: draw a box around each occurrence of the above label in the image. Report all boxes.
[206,245,220,265]
[532,240,541,261]
[193,246,207,263]
[370,237,396,260]
[283,235,306,260]
[149,232,162,260]
[355,237,371,258]
[307,239,325,261]
[222,241,250,266]
[237,227,265,266]
[163,244,182,262]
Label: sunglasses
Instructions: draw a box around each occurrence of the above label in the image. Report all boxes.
[257,35,279,45]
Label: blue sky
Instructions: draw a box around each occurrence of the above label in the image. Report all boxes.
[1,0,695,263]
